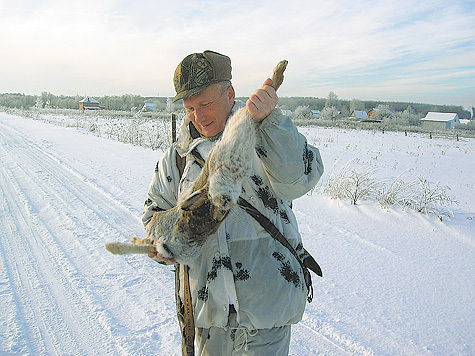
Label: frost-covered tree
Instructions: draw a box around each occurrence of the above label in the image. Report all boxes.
[166,97,173,112]
[292,105,314,120]
[35,96,43,109]
[392,105,420,126]
[325,91,338,108]
[320,91,340,120]
[350,99,364,113]
[320,106,340,121]
[372,104,392,122]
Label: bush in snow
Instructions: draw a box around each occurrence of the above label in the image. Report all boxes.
[103,112,172,150]
[403,177,457,220]
[378,172,457,219]
[324,160,379,205]
[378,170,417,209]
[324,161,457,220]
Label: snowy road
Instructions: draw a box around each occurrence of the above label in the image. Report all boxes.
[0,117,181,355]
[1,113,474,355]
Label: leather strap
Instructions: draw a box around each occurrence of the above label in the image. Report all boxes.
[182,265,195,355]
[175,149,195,355]
[237,197,322,303]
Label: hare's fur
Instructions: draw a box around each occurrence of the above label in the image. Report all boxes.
[141,107,256,264]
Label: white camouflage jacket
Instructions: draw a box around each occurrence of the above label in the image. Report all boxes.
[142,102,323,330]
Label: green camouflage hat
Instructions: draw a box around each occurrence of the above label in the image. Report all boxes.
[173,50,232,102]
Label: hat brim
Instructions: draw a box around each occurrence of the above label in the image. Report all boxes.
[173,83,211,102]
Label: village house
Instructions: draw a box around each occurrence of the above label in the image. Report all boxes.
[79,97,104,110]
[141,103,157,112]
[311,109,320,118]
[349,110,368,120]
[420,112,460,130]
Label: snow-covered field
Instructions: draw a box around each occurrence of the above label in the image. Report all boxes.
[0,112,473,356]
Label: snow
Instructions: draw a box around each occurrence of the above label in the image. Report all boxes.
[422,112,459,122]
[79,97,100,104]
[1,112,474,356]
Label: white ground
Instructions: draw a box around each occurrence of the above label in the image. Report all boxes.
[0,112,473,355]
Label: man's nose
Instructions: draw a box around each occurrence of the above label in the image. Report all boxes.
[194,107,206,123]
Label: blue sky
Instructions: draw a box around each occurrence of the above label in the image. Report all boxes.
[1,0,474,109]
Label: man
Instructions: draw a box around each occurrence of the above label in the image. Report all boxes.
[142,50,323,355]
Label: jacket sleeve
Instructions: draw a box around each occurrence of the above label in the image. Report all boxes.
[255,108,324,201]
[142,145,181,227]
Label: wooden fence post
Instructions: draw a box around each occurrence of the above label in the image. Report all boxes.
[171,113,177,143]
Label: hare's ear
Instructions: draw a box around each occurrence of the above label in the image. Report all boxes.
[181,187,209,211]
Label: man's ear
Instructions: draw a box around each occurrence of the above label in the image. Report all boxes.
[226,85,235,105]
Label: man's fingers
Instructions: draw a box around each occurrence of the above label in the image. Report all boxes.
[263,78,273,87]
[148,251,175,264]
[246,80,278,122]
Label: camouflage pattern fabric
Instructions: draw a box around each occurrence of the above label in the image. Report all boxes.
[173,50,232,102]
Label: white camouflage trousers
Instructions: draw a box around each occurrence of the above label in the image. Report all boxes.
[196,310,291,356]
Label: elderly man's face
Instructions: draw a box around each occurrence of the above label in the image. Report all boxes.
[183,83,235,137]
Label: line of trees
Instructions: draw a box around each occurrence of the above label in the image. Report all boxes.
[269,91,472,120]
[1,91,472,119]
[0,92,178,112]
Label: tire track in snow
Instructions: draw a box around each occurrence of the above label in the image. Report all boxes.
[290,201,381,355]
[0,121,177,355]
[0,166,81,355]
[0,163,45,355]
[292,316,375,356]
[0,124,128,354]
